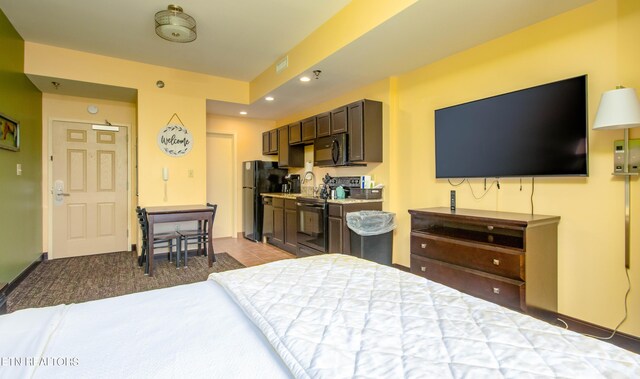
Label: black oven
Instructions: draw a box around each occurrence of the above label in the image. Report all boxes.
[314,133,348,167]
[296,198,327,256]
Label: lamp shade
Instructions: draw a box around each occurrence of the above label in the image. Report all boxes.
[593,87,640,130]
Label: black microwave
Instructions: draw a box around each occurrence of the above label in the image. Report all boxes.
[314,133,348,166]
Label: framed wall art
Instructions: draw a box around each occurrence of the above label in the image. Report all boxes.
[0,113,19,152]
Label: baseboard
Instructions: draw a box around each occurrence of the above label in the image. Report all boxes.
[0,282,7,315]
[5,252,47,297]
[392,263,410,272]
[545,311,640,354]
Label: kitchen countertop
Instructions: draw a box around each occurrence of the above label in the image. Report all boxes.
[261,192,382,204]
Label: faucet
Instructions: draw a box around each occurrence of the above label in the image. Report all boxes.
[302,171,316,196]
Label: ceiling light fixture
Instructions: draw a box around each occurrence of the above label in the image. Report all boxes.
[239,111,248,115]
[300,77,311,82]
[265,96,274,101]
[313,70,322,79]
[155,5,197,43]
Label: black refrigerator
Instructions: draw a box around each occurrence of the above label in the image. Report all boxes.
[242,160,287,242]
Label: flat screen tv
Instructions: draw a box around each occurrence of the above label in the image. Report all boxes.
[435,75,588,178]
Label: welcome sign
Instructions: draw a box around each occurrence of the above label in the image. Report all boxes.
[157,124,193,156]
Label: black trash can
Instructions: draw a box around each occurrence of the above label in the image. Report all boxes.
[346,211,396,266]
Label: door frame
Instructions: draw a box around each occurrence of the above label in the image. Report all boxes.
[206,131,237,238]
[47,118,132,259]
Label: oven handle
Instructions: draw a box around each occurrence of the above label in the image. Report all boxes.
[296,202,326,209]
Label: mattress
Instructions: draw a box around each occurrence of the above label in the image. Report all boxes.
[210,254,640,378]
[0,281,291,379]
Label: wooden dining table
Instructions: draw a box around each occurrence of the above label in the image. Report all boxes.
[145,204,215,276]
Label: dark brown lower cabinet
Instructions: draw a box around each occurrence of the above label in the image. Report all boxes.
[272,199,284,246]
[284,201,298,251]
[327,201,383,255]
[268,198,297,254]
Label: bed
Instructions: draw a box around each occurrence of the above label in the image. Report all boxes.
[1,254,638,378]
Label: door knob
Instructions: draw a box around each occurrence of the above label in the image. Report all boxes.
[421,243,427,249]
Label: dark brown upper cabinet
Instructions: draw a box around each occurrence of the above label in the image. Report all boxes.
[316,112,331,137]
[288,122,302,145]
[330,106,348,134]
[262,129,278,155]
[301,116,317,142]
[347,99,382,163]
[278,125,304,167]
[269,129,278,153]
[262,131,270,155]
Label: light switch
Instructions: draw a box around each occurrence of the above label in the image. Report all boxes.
[188,169,194,178]
[16,164,22,176]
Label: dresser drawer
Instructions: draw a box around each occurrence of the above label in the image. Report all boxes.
[273,198,284,208]
[411,254,525,311]
[410,233,524,280]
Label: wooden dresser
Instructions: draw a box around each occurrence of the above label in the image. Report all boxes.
[408,207,559,313]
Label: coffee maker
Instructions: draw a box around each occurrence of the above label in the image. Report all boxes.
[283,174,301,194]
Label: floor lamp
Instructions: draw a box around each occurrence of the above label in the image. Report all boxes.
[593,87,640,269]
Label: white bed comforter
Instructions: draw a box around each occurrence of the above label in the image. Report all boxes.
[0,281,291,379]
[209,254,640,379]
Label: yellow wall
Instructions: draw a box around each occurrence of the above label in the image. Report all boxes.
[40,93,137,255]
[391,0,638,335]
[206,115,276,233]
[24,43,249,209]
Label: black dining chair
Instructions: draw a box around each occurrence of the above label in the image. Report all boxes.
[177,203,218,267]
[136,206,183,273]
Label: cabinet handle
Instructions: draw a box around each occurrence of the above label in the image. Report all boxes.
[487,225,494,231]
[421,243,427,249]
[493,259,500,266]
[493,287,500,295]
[420,266,426,272]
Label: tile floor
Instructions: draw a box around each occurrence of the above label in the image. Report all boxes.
[213,236,295,267]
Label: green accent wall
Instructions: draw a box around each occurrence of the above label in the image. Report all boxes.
[0,9,42,284]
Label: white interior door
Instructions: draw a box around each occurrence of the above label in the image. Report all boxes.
[51,121,128,258]
[206,133,234,238]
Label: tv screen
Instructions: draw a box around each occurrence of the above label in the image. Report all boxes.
[435,75,588,178]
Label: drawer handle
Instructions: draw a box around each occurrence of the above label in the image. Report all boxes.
[493,287,500,295]
[420,243,427,249]
[493,259,500,266]
[420,266,427,272]
[487,225,494,231]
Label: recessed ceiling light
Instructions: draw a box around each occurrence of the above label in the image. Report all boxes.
[265,96,274,101]
[239,111,248,115]
[299,77,311,82]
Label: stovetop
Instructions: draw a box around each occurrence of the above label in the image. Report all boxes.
[327,176,364,189]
